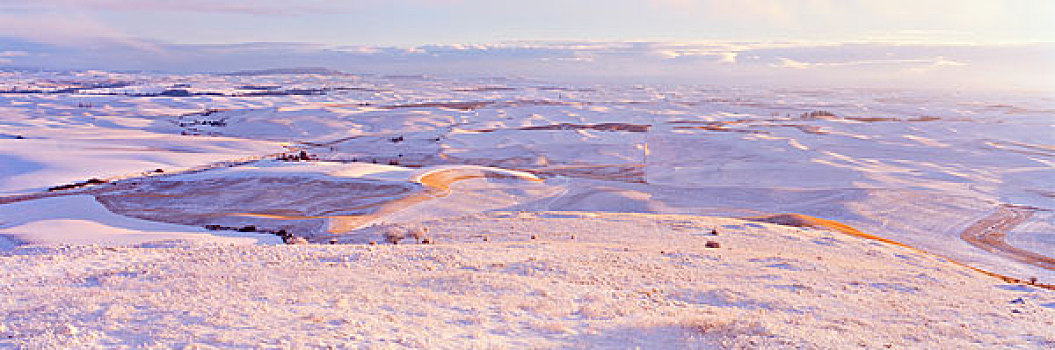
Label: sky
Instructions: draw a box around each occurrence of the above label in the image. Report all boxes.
[1,0,1053,46]
[0,0,1053,91]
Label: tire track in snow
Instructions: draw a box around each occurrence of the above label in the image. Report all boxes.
[960,204,1055,271]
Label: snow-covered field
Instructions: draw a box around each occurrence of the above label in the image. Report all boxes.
[1,70,1053,348]
[3,212,1054,348]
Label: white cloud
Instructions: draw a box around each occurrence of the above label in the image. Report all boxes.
[771,58,810,69]
[716,52,738,64]
[0,13,163,53]
[0,38,1047,91]
[932,56,966,67]
[770,56,967,69]
[539,57,594,63]
[0,0,330,15]
[0,0,458,15]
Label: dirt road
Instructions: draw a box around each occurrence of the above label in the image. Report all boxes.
[960,205,1055,271]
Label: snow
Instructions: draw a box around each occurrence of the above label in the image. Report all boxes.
[0,70,1052,348]
[0,195,280,247]
[0,109,284,195]
[1,212,1052,348]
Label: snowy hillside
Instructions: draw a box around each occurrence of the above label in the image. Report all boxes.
[1,70,1053,348]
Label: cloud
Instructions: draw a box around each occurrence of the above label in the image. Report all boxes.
[0,0,460,15]
[0,13,163,53]
[704,0,800,23]
[772,58,810,69]
[770,56,967,69]
[1,0,326,15]
[0,38,1049,92]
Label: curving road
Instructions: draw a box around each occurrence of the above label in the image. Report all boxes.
[960,204,1055,271]
[749,210,1054,290]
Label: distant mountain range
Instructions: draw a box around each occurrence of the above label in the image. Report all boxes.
[0,36,1052,92]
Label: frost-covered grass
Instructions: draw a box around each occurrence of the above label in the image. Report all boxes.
[2,212,1053,348]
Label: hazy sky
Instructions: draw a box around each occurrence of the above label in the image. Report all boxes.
[0,1,1052,92]
[1,0,1052,47]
